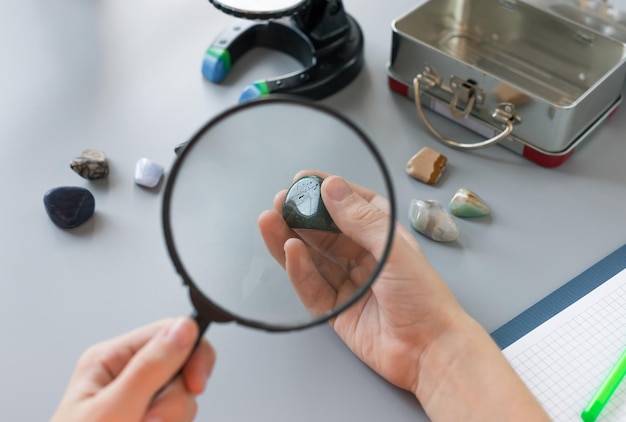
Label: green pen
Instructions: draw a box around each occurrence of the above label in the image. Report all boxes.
[581,349,626,422]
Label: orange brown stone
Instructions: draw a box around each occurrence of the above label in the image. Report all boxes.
[406,147,447,184]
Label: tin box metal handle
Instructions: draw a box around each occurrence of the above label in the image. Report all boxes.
[413,71,520,150]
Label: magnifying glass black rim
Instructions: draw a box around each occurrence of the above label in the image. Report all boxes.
[209,0,310,20]
[162,96,396,332]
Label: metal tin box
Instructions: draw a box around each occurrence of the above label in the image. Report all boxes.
[387,0,626,167]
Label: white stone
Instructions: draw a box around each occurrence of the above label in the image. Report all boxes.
[134,158,164,188]
[408,199,459,242]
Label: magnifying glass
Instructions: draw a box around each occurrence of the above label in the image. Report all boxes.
[202,0,364,101]
[162,97,395,338]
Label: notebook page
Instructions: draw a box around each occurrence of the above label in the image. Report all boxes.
[503,268,626,421]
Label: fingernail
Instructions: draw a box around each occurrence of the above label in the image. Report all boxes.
[165,317,195,349]
[325,177,353,201]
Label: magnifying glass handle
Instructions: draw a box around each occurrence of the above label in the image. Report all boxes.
[191,310,211,340]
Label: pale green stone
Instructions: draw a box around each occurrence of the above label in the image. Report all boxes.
[449,188,490,218]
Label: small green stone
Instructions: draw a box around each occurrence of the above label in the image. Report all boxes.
[449,188,490,218]
[282,175,340,233]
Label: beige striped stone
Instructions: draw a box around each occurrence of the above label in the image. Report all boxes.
[406,147,447,184]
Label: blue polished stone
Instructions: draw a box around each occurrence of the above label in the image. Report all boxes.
[43,187,95,229]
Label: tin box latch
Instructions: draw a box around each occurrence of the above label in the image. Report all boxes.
[414,66,521,149]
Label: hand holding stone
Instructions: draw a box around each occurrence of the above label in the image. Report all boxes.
[259,173,550,422]
[258,172,387,316]
[258,172,463,395]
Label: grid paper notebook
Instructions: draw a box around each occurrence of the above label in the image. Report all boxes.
[491,244,626,421]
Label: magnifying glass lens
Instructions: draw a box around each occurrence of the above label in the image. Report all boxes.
[165,99,394,330]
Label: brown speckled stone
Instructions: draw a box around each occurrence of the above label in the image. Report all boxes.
[70,149,109,180]
[406,147,447,184]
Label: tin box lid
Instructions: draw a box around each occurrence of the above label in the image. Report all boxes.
[523,0,626,44]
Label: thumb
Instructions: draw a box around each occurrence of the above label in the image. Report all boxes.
[108,317,198,415]
[321,176,392,258]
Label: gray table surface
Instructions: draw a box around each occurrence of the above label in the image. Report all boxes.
[2,0,626,420]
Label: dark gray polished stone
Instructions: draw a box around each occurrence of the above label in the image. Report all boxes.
[282,175,339,233]
[43,187,95,229]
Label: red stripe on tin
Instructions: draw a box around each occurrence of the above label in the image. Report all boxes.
[522,146,575,168]
[388,77,409,97]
